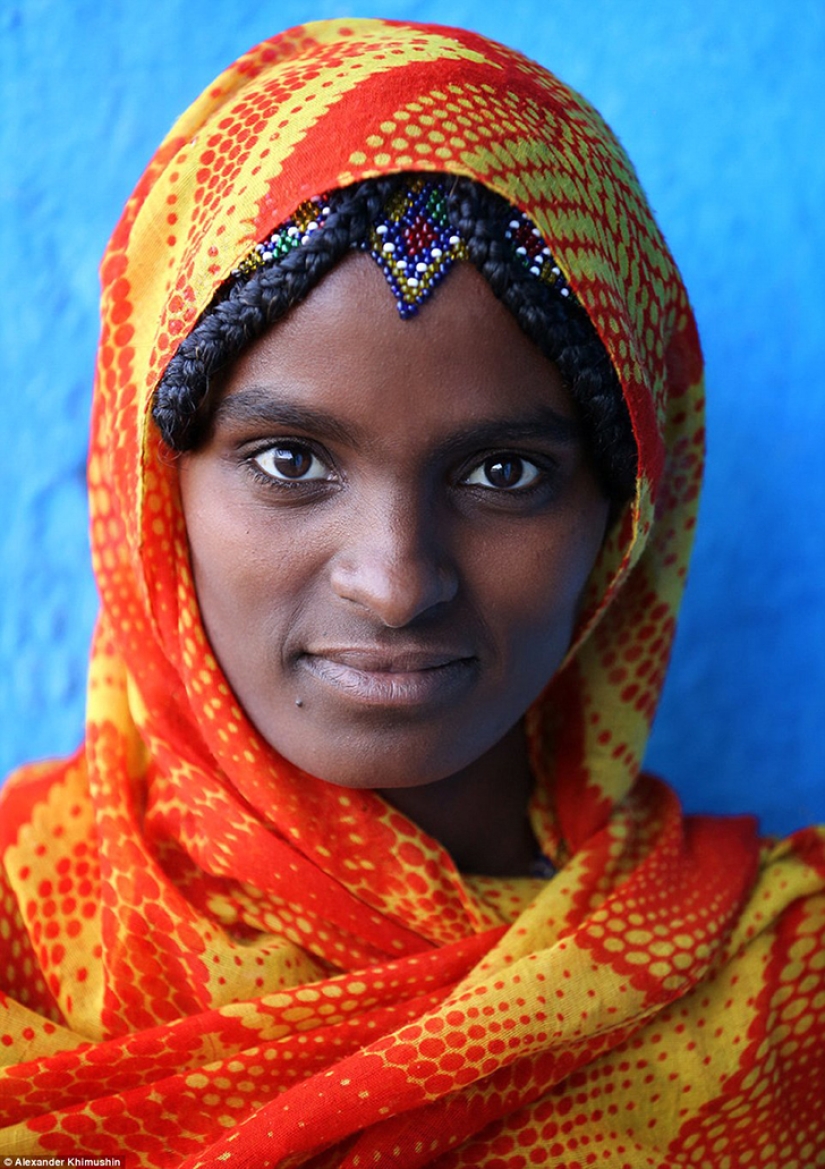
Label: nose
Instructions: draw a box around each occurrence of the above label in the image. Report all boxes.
[329,497,458,628]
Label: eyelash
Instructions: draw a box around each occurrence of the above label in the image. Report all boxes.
[244,440,558,498]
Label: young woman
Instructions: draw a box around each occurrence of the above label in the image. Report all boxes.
[1,19,822,1167]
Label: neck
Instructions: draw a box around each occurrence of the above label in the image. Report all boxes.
[379,722,537,876]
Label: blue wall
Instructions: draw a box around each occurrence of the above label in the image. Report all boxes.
[1,1,823,837]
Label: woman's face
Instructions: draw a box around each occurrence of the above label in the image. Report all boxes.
[179,254,610,789]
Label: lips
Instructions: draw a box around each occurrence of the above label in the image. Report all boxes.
[306,646,469,671]
[298,646,476,707]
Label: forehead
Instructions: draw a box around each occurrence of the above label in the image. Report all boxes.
[218,252,576,436]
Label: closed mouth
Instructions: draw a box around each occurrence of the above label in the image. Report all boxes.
[304,647,473,672]
[298,648,476,707]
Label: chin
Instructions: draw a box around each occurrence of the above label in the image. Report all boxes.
[270,722,484,792]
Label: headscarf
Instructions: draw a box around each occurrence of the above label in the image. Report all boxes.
[1,19,823,1167]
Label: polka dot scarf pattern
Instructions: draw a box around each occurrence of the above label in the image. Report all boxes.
[2,19,824,1167]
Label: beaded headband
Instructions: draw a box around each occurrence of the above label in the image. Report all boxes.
[232,177,573,318]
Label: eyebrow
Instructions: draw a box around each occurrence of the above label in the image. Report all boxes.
[214,384,580,453]
[432,409,580,459]
[213,386,365,446]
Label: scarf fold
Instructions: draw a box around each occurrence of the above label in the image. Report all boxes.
[2,18,823,1167]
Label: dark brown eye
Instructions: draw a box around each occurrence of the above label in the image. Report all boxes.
[252,444,329,482]
[464,454,541,491]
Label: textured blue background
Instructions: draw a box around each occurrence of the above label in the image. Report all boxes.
[1,1,823,836]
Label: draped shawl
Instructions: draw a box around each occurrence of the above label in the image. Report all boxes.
[2,19,824,1168]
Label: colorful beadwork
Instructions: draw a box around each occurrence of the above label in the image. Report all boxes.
[367,180,467,318]
[233,198,331,278]
[232,177,574,317]
[505,215,572,297]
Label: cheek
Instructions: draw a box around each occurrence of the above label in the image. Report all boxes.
[180,471,322,671]
[192,530,319,654]
[475,503,608,668]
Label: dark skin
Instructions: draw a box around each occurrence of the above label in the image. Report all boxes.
[179,255,610,875]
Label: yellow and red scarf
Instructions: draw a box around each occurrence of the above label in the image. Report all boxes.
[1,19,823,1167]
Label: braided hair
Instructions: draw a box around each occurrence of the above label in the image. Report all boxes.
[152,174,637,502]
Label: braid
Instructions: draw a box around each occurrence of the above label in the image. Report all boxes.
[153,174,637,501]
[153,177,399,450]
